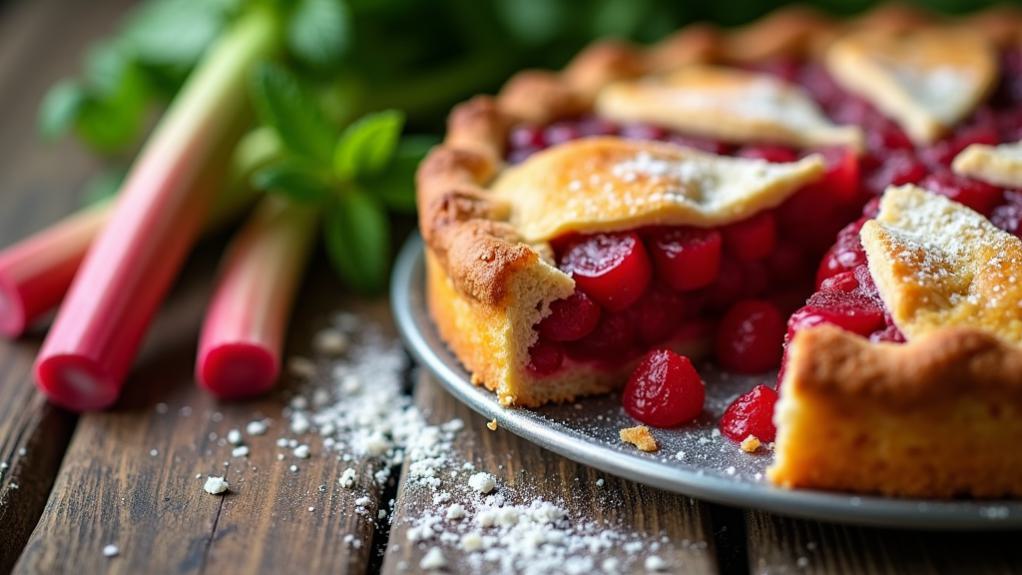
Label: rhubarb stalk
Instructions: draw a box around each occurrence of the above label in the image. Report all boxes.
[0,200,111,337]
[35,8,280,411]
[0,128,277,339]
[197,196,317,398]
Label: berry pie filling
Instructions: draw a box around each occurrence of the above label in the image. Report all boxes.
[507,49,1022,433]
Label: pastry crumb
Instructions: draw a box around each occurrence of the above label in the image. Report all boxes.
[620,425,659,452]
[420,547,446,570]
[740,435,762,453]
[486,418,498,431]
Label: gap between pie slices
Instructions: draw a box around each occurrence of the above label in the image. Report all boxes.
[419,6,1022,499]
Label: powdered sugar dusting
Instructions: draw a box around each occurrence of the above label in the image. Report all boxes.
[866,185,1022,341]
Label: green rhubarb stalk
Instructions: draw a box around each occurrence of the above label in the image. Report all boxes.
[35,6,282,412]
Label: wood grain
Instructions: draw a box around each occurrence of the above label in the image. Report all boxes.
[0,0,133,569]
[381,372,719,574]
[14,264,397,574]
[746,511,1022,575]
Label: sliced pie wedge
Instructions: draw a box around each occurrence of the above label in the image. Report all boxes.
[771,185,1022,497]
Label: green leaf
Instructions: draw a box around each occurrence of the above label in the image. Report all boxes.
[251,161,330,203]
[38,81,87,139]
[332,110,405,181]
[250,63,336,163]
[122,0,236,70]
[287,0,351,69]
[362,135,436,213]
[324,189,390,293]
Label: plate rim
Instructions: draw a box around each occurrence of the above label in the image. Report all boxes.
[391,233,1022,530]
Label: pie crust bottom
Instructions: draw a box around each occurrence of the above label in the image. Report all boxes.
[770,326,1022,498]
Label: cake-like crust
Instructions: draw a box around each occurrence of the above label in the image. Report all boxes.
[770,326,1022,497]
[418,5,1022,412]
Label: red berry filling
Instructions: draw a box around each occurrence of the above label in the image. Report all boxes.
[559,232,652,312]
[510,51,1022,443]
[715,300,786,373]
[537,289,601,342]
[623,348,705,428]
[720,384,778,443]
[648,227,722,291]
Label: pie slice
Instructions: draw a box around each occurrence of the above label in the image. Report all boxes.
[423,135,832,407]
[771,185,1022,497]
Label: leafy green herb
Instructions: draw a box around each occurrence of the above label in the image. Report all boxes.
[324,189,390,293]
[362,135,436,213]
[250,63,337,163]
[252,161,330,203]
[332,109,404,180]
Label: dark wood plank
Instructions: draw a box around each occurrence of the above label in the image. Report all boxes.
[0,0,134,570]
[381,372,719,574]
[746,512,1022,575]
[14,264,396,574]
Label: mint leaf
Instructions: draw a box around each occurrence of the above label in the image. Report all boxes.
[39,81,87,139]
[363,135,436,213]
[324,189,390,293]
[252,161,330,203]
[287,0,351,69]
[333,110,405,181]
[250,63,337,164]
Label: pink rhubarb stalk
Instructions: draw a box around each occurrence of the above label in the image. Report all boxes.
[197,196,317,398]
[35,8,280,411]
[0,200,111,337]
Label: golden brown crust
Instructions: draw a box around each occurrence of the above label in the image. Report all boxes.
[417,4,1022,416]
[770,326,1022,497]
[620,425,659,452]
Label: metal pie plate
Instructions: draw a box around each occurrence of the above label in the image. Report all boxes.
[392,235,1022,529]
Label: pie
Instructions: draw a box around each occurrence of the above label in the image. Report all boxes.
[417,4,1022,497]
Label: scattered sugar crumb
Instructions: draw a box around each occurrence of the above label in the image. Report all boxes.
[102,544,119,558]
[446,503,467,520]
[288,356,316,378]
[645,555,668,571]
[420,547,447,570]
[595,478,605,487]
[293,445,311,459]
[289,465,299,473]
[149,449,158,457]
[620,425,659,452]
[740,435,762,453]
[468,472,496,494]
[339,467,357,488]
[231,446,250,458]
[314,328,349,355]
[203,476,229,495]
[227,429,243,445]
[246,420,268,436]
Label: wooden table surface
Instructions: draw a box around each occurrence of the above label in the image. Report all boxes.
[1,1,1021,573]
